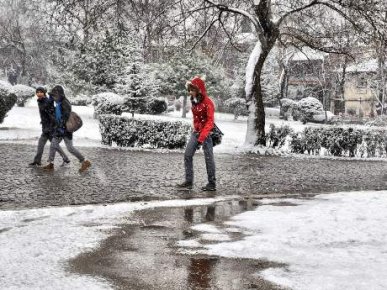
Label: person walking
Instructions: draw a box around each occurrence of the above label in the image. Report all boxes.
[29,86,70,166]
[177,76,216,191]
[42,85,91,172]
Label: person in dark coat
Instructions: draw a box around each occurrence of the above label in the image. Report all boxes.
[42,85,91,172]
[177,76,216,191]
[29,87,69,166]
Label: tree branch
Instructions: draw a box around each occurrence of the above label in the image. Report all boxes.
[276,0,319,27]
[203,0,264,35]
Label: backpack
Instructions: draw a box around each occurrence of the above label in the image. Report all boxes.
[65,111,83,133]
[210,123,223,146]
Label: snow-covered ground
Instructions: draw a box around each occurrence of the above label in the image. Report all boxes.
[178,191,387,290]
[1,191,387,289]
[0,197,232,289]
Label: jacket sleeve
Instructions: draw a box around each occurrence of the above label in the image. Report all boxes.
[62,98,72,123]
[198,99,215,143]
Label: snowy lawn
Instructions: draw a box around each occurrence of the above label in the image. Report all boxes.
[2,101,386,155]
[178,191,387,290]
[0,197,232,289]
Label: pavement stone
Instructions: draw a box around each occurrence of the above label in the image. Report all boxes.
[1,143,386,210]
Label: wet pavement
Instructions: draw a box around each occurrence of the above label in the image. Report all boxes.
[1,142,387,210]
[70,199,286,290]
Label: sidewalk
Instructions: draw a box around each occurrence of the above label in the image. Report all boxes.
[1,142,387,210]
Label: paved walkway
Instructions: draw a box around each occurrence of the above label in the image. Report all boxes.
[1,143,386,210]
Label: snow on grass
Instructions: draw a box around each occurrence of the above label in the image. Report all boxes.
[0,197,232,289]
[182,191,387,290]
[2,103,386,155]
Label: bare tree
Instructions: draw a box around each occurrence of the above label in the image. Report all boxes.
[184,0,386,145]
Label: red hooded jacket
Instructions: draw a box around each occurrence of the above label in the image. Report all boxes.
[188,77,215,143]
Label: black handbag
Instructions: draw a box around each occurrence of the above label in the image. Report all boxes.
[210,123,223,146]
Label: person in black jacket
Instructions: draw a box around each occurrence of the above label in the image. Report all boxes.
[42,85,91,172]
[29,87,69,166]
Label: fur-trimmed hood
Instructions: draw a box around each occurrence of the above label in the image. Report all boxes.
[186,76,209,99]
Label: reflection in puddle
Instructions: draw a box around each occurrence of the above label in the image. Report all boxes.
[188,257,218,290]
[183,199,256,225]
[70,198,283,290]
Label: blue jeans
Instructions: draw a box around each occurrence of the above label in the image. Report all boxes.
[33,133,69,163]
[184,133,216,185]
[48,136,84,163]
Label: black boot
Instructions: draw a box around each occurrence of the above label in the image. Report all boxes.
[201,183,216,191]
[29,161,41,166]
[176,181,193,190]
[60,159,71,167]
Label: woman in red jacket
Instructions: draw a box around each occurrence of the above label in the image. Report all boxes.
[177,76,216,191]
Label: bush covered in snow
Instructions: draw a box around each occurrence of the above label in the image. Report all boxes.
[123,96,147,115]
[280,98,297,119]
[266,124,293,148]
[70,94,91,106]
[294,97,324,123]
[145,97,168,115]
[92,92,124,117]
[289,126,387,157]
[0,81,17,123]
[223,97,248,119]
[99,115,191,149]
[0,81,12,97]
[12,84,35,107]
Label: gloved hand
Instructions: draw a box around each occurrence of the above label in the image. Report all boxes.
[196,141,202,150]
[58,128,65,136]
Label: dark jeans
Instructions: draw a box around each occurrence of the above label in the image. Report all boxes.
[184,133,216,185]
[33,133,69,163]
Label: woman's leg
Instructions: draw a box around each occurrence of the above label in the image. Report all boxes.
[184,133,199,183]
[63,136,84,162]
[202,136,216,186]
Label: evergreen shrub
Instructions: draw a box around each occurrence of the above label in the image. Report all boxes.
[289,127,387,157]
[99,114,191,149]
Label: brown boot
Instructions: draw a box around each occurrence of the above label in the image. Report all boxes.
[42,163,54,170]
[79,160,91,172]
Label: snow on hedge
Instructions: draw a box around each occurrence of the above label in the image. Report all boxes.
[92,92,125,117]
[99,114,191,149]
[297,96,323,113]
[0,81,17,123]
[0,80,12,96]
[12,84,35,107]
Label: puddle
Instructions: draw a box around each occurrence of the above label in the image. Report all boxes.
[70,199,286,289]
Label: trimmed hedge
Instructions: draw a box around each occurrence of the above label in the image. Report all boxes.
[99,114,191,149]
[0,81,17,123]
[267,124,293,148]
[290,127,387,158]
[12,84,35,107]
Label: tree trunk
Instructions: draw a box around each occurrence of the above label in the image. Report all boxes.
[182,95,188,118]
[246,40,276,146]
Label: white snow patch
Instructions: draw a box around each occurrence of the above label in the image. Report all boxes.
[196,191,387,290]
[191,224,222,234]
[200,233,231,242]
[176,239,203,248]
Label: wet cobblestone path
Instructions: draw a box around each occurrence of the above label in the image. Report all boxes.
[1,143,387,210]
